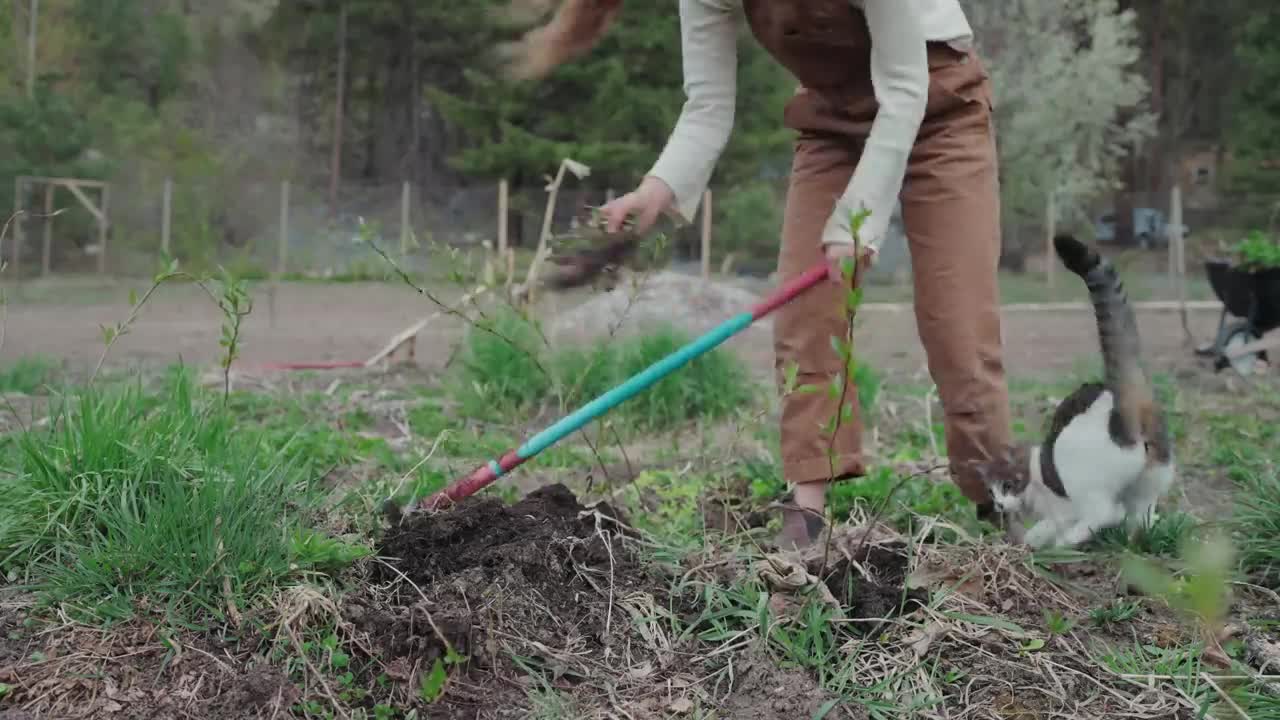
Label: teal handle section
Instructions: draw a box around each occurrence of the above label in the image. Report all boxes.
[517,312,755,458]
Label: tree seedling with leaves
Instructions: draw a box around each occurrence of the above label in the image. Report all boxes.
[90,256,253,402]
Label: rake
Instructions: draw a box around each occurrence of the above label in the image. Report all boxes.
[414,260,833,512]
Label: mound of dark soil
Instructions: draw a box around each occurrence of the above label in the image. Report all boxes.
[343,484,664,714]
[375,483,630,585]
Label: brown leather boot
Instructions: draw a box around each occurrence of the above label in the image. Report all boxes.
[774,507,826,551]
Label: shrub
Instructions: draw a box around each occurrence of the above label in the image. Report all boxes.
[714,181,785,274]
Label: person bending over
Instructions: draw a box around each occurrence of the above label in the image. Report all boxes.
[509,0,1013,549]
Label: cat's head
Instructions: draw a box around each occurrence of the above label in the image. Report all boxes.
[970,443,1034,513]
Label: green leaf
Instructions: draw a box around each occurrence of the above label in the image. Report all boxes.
[1119,554,1175,598]
[811,698,841,719]
[1019,638,1046,652]
[782,362,800,394]
[828,373,843,399]
[419,658,448,702]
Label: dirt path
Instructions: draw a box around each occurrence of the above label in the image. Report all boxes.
[2,279,1229,381]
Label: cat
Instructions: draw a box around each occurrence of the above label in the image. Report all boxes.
[972,234,1176,550]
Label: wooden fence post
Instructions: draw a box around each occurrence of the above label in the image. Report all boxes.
[701,189,712,279]
[11,177,22,281]
[1167,195,1177,293]
[1170,184,1191,343]
[497,179,508,255]
[400,180,411,255]
[1045,188,1056,290]
[41,182,52,277]
[278,180,290,276]
[161,178,172,257]
[1172,185,1185,301]
[97,184,109,274]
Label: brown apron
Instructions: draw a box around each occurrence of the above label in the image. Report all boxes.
[742,0,1011,505]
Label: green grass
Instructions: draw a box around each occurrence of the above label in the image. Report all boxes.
[1234,467,1280,585]
[0,356,59,394]
[1205,404,1280,586]
[0,367,365,624]
[450,307,756,433]
[451,307,552,418]
[3,271,1277,719]
[1092,511,1200,557]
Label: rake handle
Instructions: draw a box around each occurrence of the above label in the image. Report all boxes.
[419,261,832,511]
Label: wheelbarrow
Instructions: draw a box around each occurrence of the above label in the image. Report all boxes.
[1197,258,1280,374]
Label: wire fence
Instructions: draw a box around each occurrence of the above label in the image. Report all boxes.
[5,171,1278,305]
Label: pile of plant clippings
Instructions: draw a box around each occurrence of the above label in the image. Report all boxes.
[760,516,1279,720]
[0,612,301,720]
[548,271,769,342]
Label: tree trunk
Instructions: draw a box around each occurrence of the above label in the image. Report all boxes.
[1115,156,1137,246]
[405,0,421,185]
[1140,0,1169,198]
[328,1,347,216]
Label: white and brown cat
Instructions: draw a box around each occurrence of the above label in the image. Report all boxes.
[974,234,1176,550]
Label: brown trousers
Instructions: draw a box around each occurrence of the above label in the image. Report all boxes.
[743,1,1012,504]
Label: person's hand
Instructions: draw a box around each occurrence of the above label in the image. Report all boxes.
[825,242,877,285]
[599,176,676,234]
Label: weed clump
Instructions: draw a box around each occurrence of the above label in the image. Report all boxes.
[451,307,755,432]
[0,355,58,394]
[452,307,552,416]
[0,368,365,623]
[1234,466,1280,586]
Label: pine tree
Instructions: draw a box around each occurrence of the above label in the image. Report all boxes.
[1225,6,1280,199]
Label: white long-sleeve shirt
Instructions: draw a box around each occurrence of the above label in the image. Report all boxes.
[646,0,974,252]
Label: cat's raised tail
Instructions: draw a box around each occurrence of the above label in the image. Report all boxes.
[1052,233,1157,449]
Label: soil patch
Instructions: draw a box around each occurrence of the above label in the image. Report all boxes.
[822,541,930,635]
[0,621,299,720]
[706,649,846,720]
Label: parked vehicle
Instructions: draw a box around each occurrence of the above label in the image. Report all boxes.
[1094,207,1187,249]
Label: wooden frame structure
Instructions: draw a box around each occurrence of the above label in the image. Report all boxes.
[10,175,111,279]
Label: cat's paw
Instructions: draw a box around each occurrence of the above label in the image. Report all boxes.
[1022,522,1058,550]
[1123,505,1159,534]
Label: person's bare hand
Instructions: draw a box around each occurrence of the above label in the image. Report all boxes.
[599,176,676,234]
[824,242,877,285]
